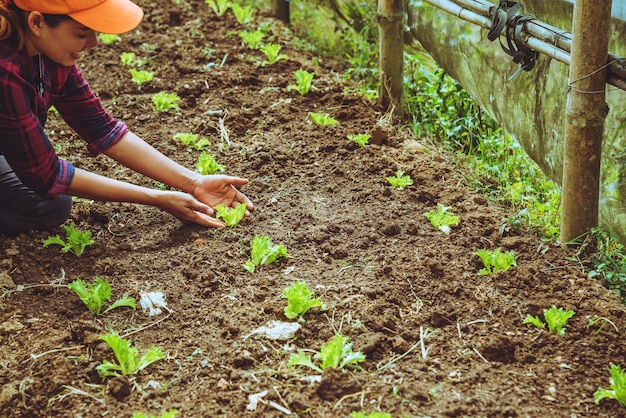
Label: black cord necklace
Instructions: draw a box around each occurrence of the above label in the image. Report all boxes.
[36,54,44,97]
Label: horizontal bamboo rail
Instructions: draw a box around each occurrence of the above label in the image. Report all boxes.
[418,0,626,91]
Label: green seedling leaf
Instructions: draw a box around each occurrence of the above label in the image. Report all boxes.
[287,351,322,373]
[243,235,288,272]
[173,132,211,150]
[288,334,365,372]
[128,68,154,87]
[474,247,516,275]
[424,203,460,235]
[206,0,230,16]
[523,305,575,335]
[231,3,254,25]
[120,52,136,66]
[308,112,338,126]
[196,151,225,175]
[152,91,181,113]
[68,277,136,316]
[239,30,264,49]
[132,410,179,418]
[96,332,164,379]
[386,170,413,190]
[594,363,626,407]
[98,33,121,44]
[287,69,314,95]
[350,412,392,418]
[260,43,288,65]
[215,203,247,227]
[282,280,325,321]
[347,133,371,147]
[522,314,546,330]
[43,223,94,257]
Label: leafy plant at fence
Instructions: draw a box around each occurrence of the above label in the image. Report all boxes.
[587,227,626,304]
[196,151,225,175]
[243,235,288,272]
[98,33,121,44]
[173,132,211,150]
[282,280,326,321]
[68,277,136,316]
[152,91,181,113]
[214,203,247,227]
[594,363,626,407]
[386,170,413,190]
[350,412,391,418]
[347,133,371,147]
[474,247,516,275]
[523,305,575,335]
[260,43,288,65]
[287,69,314,95]
[288,333,366,372]
[128,68,154,87]
[96,332,165,379]
[231,3,253,26]
[239,30,264,49]
[206,0,230,16]
[308,112,338,126]
[43,223,94,257]
[132,410,178,418]
[424,203,460,235]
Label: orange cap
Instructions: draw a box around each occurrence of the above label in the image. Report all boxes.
[13,0,144,34]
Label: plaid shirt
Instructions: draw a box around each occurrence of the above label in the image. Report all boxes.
[0,41,128,198]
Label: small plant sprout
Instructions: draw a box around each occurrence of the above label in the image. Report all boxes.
[386,170,413,190]
[239,30,264,49]
[152,91,181,113]
[196,151,225,175]
[231,3,254,26]
[308,112,338,126]
[347,133,371,147]
[287,69,314,95]
[260,43,288,65]
[43,223,94,257]
[214,203,247,227]
[96,332,165,379]
[350,412,391,418]
[594,363,626,407]
[128,68,154,87]
[206,0,230,16]
[586,314,619,336]
[474,247,516,275]
[523,305,576,335]
[98,33,121,44]
[132,410,178,418]
[120,52,136,66]
[424,203,460,235]
[288,333,366,372]
[282,281,326,321]
[173,132,211,150]
[243,235,289,272]
[68,277,136,316]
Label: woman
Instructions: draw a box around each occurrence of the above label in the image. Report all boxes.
[0,0,253,235]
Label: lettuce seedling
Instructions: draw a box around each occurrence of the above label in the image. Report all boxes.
[239,30,264,49]
[96,332,164,379]
[386,170,413,190]
[173,132,211,150]
[287,69,314,95]
[350,412,391,418]
[243,235,288,272]
[196,151,225,175]
[68,277,136,316]
[132,410,178,418]
[308,112,338,126]
[215,203,247,227]
[347,133,371,147]
[128,68,154,87]
[152,91,181,113]
[231,3,253,26]
[43,223,94,257]
[98,33,121,44]
[474,247,516,275]
[120,52,136,66]
[288,334,366,372]
[206,0,230,16]
[523,305,575,335]
[424,203,460,235]
[594,363,626,407]
[282,281,326,321]
[260,43,288,65]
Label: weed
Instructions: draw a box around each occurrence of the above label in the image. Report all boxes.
[587,227,626,303]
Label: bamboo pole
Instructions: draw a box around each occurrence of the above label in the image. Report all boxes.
[560,0,611,242]
[416,0,626,91]
[378,0,405,119]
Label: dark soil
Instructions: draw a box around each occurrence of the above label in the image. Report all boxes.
[2,1,626,417]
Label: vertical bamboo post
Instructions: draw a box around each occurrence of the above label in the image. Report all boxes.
[560,0,611,243]
[378,0,404,119]
[272,0,290,24]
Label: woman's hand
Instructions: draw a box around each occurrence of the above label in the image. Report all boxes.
[192,175,254,216]
[153,190,227,228]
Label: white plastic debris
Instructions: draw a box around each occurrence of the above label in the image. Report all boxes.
[246,390,268,411]
[139,291,167,316]
[244,320,301,340]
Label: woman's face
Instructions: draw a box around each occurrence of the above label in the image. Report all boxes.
[25,12,98,66]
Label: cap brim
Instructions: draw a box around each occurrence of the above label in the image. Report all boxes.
[69,0,143,34]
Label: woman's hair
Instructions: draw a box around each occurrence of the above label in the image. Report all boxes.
[0,2,71,50]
